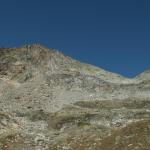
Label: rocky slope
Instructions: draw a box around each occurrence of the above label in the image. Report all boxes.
[0,44,149,150]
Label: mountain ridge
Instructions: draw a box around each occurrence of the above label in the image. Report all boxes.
[0,44,149,150]
[1,44,147,83]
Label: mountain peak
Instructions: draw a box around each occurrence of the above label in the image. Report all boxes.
[20,43,56,54]
[136,69,150,81]
[0,44,134,84]
[22,44,50,50]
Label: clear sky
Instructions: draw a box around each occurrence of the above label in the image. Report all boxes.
[0,0,149,77]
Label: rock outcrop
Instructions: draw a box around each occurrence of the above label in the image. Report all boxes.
[0,44,149,150]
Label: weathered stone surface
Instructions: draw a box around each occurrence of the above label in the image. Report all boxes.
[0,44,149,149]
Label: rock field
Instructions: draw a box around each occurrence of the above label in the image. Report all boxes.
[0,44,149,150]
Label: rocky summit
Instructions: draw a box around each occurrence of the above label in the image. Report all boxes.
[0,44,150,150]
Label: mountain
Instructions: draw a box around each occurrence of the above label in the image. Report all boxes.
[135,70,150,81]
[0,44,133,83]
[0,44,149,150]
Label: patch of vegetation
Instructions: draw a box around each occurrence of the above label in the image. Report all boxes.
[144,125,150,131]
[133,111,150,119]
[48,111,95,130]
[0,112,10,125]
[77,121,91,127]
[74,99,150,109]
[25,110,49,122]
[100,120,150,150]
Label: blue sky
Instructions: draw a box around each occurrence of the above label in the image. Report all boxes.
[0,0,149,77]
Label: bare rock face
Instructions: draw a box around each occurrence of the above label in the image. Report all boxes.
[135,70,150,81]
[0,44,149,150]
